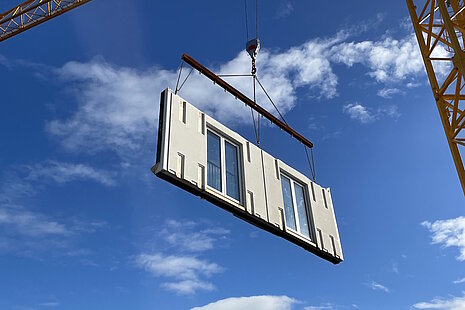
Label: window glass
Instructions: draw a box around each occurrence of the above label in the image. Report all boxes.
[207,131,221,191]
[281,176,296,230]
[294,183,310,238]
[225,141,240,200]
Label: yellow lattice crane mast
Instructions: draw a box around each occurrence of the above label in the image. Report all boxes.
[407,0,465,197]
[0,0,90,43]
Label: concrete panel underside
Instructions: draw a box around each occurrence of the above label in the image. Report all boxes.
[153,169,341,264]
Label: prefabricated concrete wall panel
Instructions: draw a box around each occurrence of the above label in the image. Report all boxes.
[153,88,343,264]
[166,93,207,188]
[243,142,267,218]
[262,151,284,229]
[310,182,343,260]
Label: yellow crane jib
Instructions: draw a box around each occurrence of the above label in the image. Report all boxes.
[0,0,91,43]
[407,0,465,198]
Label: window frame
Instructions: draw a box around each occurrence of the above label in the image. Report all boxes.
[206,128,243,204]
[280,172,314,241]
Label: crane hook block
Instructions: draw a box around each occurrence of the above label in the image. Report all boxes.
[246,38,260,60]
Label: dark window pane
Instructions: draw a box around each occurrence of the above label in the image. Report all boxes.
[294,183,310,238]
[281,175,296,230]
[207,131,221,191]
[225,141,240,200]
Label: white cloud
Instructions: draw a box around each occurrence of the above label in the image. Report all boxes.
[135,253,222,279]
[414,293,465,309]
[136,219,229,295]
[454,278,465,284]
[343,103,399,123]
[44,30,428,156]
[343,103,375,123]
[47,58,168,155]
[39,301,60,307]
[330,35,425,82]
[366,281,390,293]
[0,208,68,236]
[26,161,115,186]
[47,44,337,155]
[135,253,222,294]
[266,37,339,99]
[191,295,297,310]
[422,217,465,261]
[304,301,358,310]
[277,1,294,18]
[377,88,402,99]
[0,54,11,69]
[162,280,214,295]
[0,162,108,255]
[0,176,35,206]
[0,161,112,210]
[0,206,106,257]
[0,160,111,238]
[407,82,422,88]
[305,303,335,310]
[159,219,229,252]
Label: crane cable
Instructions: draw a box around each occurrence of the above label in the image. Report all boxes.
[245,0,261,145]
[243,0,316,181]
[175,0,316,181]
[244,0,249,42]
[244,0,259,42]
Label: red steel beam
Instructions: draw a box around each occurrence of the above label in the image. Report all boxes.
[181,53,314,148]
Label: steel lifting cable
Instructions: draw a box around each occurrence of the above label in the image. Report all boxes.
[255,76,287,125]
[255,0,258,38]
[244,0,249,42]
[175,61,195,95]
[304,146,316,182]
[176,69,194,95]
[253,61,317,180]
[253,75,261,146]
[256,0,261,146]
[251,76,259,145]
[175,61,184,94]
[178,68,193,92]
[257,77,317,181]
[311,147,316,182]
[246,0,316,180]
[245,0,261,145]
[244,0,258,40]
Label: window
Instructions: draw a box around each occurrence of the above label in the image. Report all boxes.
[207,130,241,201]
[280,174,311,238]
[207,131,221,191]
[225,141,240,200]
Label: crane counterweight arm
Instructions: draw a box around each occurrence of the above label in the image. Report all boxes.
[0,0,91,43]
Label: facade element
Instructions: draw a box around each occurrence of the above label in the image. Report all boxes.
[153,89,343,264]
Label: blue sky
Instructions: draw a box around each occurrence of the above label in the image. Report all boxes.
[1,0,465,309]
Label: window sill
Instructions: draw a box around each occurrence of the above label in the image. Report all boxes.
[285,227,315,247]
[205,186,245,211]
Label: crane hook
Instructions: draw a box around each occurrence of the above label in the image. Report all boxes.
[246,38,260,75]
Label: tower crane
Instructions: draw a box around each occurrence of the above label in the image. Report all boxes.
[407,0,465,197]
[0,0,90,43]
